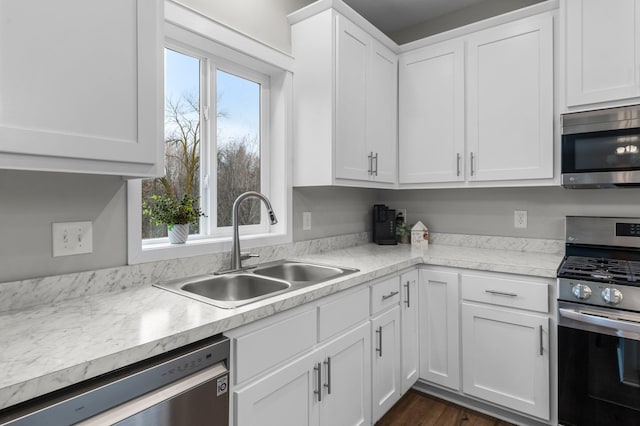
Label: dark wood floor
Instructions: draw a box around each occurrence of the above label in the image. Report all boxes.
[376,390,515,426]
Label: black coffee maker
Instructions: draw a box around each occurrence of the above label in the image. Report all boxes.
[373,204,397,245]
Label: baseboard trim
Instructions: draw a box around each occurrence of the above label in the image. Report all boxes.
[412,380,551,426]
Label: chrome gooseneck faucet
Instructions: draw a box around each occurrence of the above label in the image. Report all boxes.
[224,191,278,273]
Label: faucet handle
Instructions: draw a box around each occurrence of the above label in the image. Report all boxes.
[240,252,259,261]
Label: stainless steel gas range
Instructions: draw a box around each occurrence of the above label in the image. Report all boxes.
[557,216,640,426]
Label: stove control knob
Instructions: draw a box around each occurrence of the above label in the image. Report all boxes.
[601,288,623,305]
[572,283,592,300]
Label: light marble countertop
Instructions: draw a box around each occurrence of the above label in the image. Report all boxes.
[0,242,562,411]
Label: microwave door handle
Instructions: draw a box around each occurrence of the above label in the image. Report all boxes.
[559,308,640,337]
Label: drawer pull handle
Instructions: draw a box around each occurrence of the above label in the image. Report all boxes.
[539,325,544,356]
[376,326,383,357]
[485,289,518,297]
[382,291,399,300]
[404,281,411,308]
[323,357,332,395]
[314,362,322,402]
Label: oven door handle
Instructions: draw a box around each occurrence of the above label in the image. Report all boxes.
[559,307,640,336]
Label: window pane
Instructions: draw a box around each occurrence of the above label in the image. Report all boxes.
[142,49,201,239]
[216,70,261,227]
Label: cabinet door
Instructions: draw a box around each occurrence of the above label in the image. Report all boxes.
[319,322,371,426]
[400,269,419,394]
[399,39,465,184]
[419,270,460,390]
[466,13,553,181]
[335,15,370,182]
[0,0,162,176]
[234,351,319,426]
[371,306,401,423]
[461,302,550,420]
[565,0,640,107]
[367,40,397,184]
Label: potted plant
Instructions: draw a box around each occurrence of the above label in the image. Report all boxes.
[396,222,411,244]
[143,193,205,244]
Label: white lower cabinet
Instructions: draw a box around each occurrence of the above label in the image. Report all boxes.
[371,305,401,423]
[461,302,550,420]
[235,349,319,426]
[418,269,460,390]
[234,320,370,426]
[418,268,552,422]
[233,273,406,426]
[400,269,419,394]
[319,323,371,426]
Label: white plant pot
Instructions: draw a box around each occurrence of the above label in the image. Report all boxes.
[168,223,189,244]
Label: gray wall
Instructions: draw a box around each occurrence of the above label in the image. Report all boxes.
[292,187,378,240]
[378,187,640,240]
[0,170,127,283]
[390,0,545,44]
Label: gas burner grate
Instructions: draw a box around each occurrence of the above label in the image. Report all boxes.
[558,256,638,284]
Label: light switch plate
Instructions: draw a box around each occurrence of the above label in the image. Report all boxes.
[52,221,93,257]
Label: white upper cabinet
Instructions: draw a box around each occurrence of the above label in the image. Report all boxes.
[290,5,398,188]
[367,40,398,184]
[399,39,465,184]
[467,13,554,181]
[564,0,640,109]
[398,8,556,187]
[334,17,370,182]
[0,0,163,177]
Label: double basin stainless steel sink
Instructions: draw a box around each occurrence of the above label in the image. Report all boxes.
[154,260,359,309]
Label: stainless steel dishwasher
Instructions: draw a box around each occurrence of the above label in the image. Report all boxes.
[0,335,230,426]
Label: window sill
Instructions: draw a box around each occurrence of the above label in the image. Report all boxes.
[129,232,291,264]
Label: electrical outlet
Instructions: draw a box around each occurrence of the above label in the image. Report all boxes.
[397,208,407,223]
[303,212,312,230]
[52,221,93,257]
[514,210,528,229]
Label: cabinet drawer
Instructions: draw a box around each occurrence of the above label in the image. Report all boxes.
[318,286,370,342]
[371,276,400,314]
[234,308,317,384]
[461,274,548,313]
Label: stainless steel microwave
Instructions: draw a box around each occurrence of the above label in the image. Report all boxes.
[561,104,640,188]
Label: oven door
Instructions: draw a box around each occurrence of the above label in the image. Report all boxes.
[561,127,640,188]
[558,301,640,426]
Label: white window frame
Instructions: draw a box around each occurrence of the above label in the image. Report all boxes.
[127,2,292,264]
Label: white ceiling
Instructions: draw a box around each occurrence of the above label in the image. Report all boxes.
[343,0,489,33]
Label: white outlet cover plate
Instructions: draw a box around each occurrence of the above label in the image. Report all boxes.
[52,221,93,257]
[514,210,528,229]
[303,212,312,230]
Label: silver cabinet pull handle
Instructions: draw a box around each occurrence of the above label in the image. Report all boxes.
[539,325,543,356]
[373,152,379,176]
[382,290,399,301]
[470,152,475,176]
[367,152,373,176]
[456,153,461,177]
[485,289,518,297]
[314,362,322,402]
[376,326,383,357]
[404,281,411,308]
[323,357,332,395]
